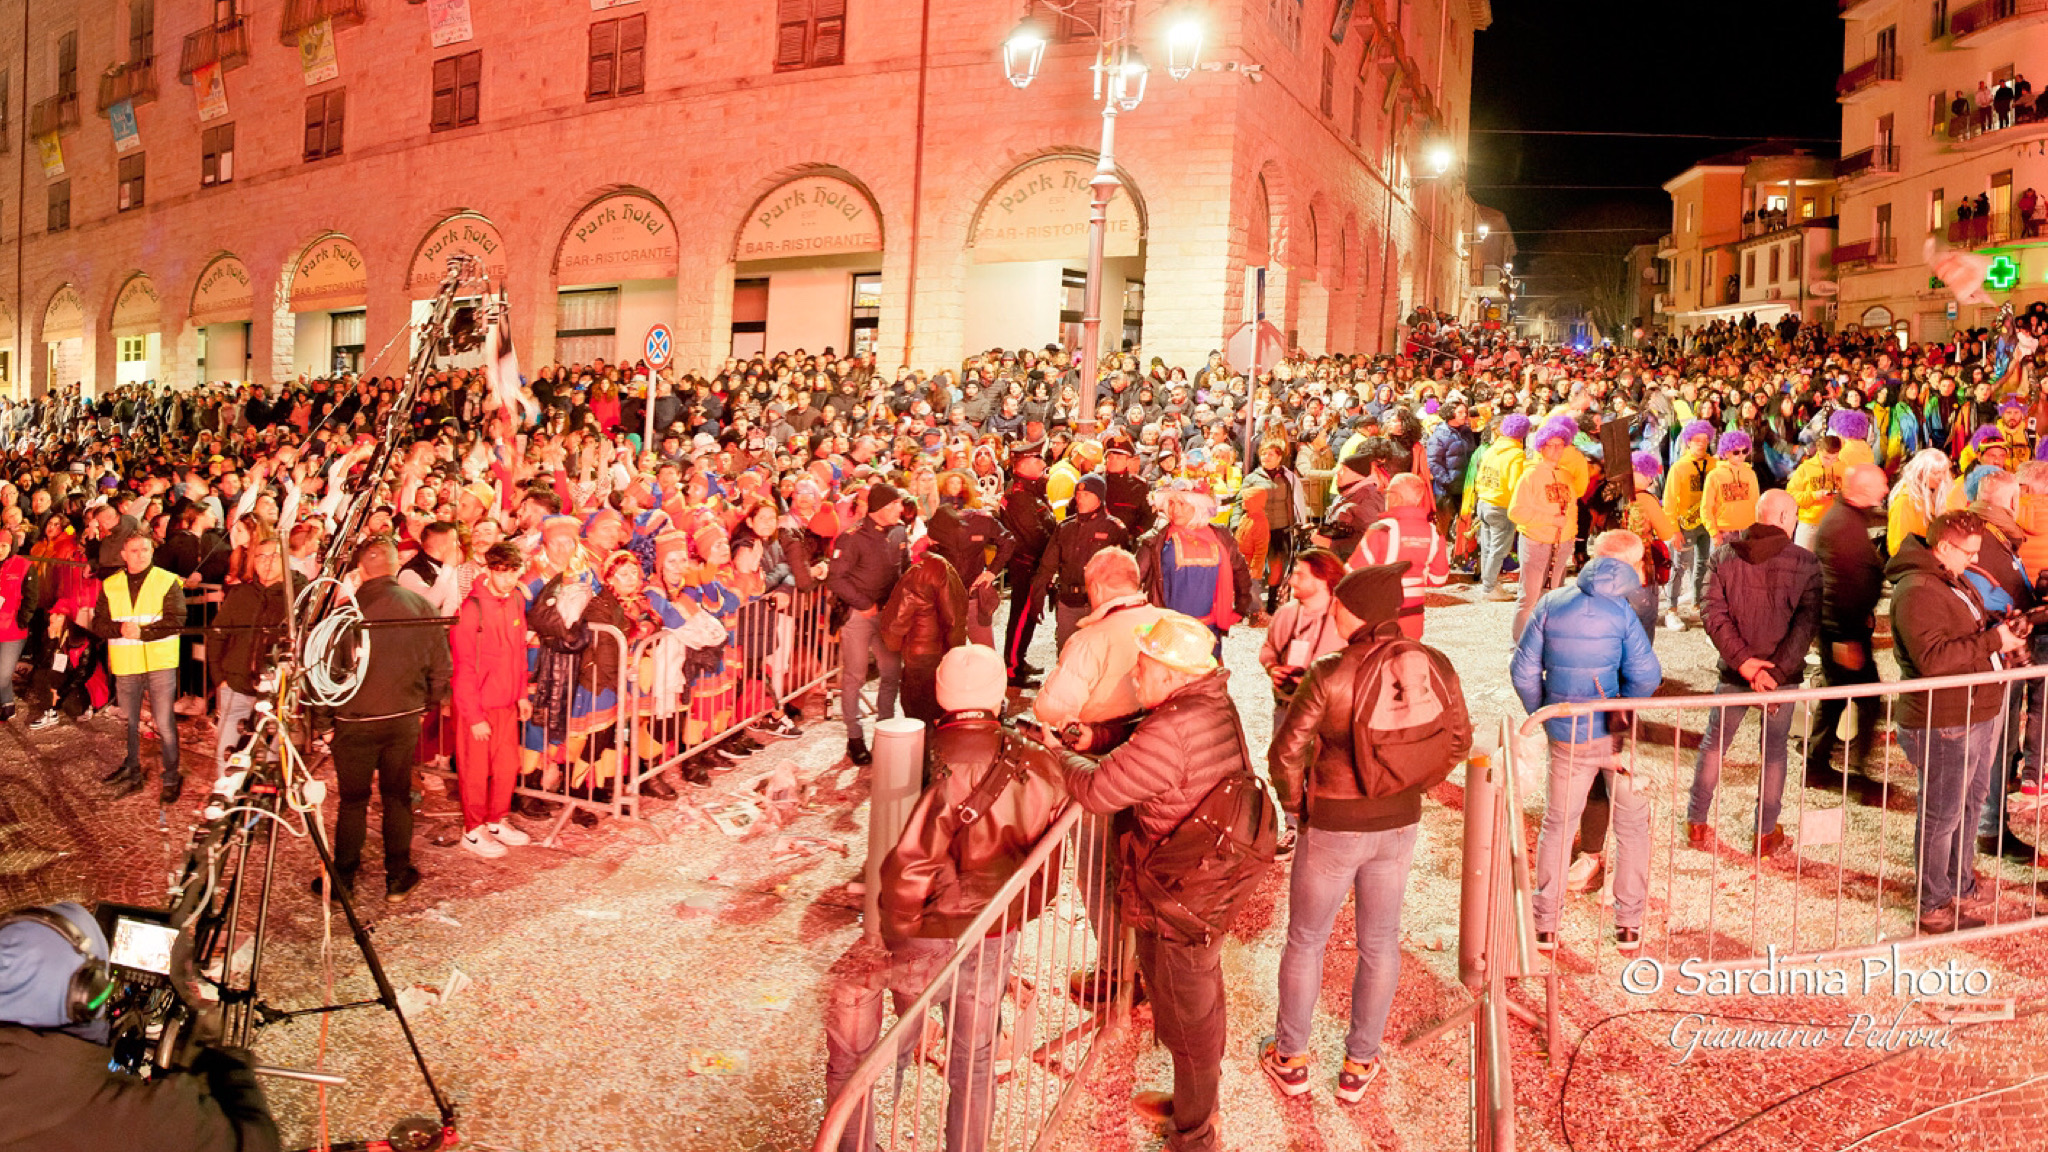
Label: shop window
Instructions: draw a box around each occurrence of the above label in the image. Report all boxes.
[331,310,365,374]
[556,288,619,368]
[47,180,69,233]
[775,0,845,71]
[304,90,343,160]
[118,153,145,211]
[202,122,234,185]
[588,14,646,100]
[118,336,146,362]
[849,273,881,360]
[431,51,481,131]
[732,278,768,359]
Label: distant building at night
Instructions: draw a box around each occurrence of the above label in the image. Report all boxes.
[1832,1,2048,341]
[1659,145,1836,340]
[1462,202,1512,327]
[0,0,1491,396]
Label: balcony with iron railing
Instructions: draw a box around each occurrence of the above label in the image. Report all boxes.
[28,91,81,137]
[1946,207,2048,247]
[1836,144,1900,181]
[180,16,251,82]
[1950,0,2048,42]
[280,0,368,44]
[1657,232,1678,257]
[97,58,158,113]
[1836,52,1900,101]
[1832,236,1898,267]
[1654,291,1675,312]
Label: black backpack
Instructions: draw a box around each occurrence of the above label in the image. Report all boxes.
[1349,631,1470,798]
[1119,706,1280,947]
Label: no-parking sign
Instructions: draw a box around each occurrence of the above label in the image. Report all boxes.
[645,324,672,368]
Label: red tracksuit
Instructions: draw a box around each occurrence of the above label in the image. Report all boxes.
[450,578,529,830]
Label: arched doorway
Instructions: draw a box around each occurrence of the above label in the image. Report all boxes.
[190,254,254,385]
[408,212,508,369]
[286,234,369,375]
[43,285,85,396]
[110,273,163,386]
[966,154,1145,358]
[555,189,678,368]
[732,171,885,359]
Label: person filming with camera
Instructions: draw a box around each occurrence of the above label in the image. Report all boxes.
[0,901,280,1152]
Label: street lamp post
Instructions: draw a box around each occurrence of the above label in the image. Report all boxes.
[1004,2,1200,432]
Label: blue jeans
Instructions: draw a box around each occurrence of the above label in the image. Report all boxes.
[216,683,260,770]
[823,932,1016,1152]
[1902,718,1999,915]
[1274,823,1419,1063]
[116,667,180,785]
[1687,682,1797,833]
[838,608,901,742]
[1477,504,1514,593]
[1533,736,1649,931]
[0,637,23,707]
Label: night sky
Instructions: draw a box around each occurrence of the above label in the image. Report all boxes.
[1469,1,1846,292]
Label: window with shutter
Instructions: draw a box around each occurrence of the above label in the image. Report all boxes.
[812,0,845,64]
[776,0,810,70]
[201,122,234,185]
[617,16,646,95]
[1320,49,1334,115]
[118,153,145,211]
[455,52,481,126]
[48,181,70,233]
[776,0,844,71]
[57,32,77,97]
[131,0,155,63]
[324,89,345,155]
[431,56,457,130]
[588,20,617,99]
[305,91,342,160]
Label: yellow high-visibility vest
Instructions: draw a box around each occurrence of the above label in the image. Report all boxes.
[106,567,181,675]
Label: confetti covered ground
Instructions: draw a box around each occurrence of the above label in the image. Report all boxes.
[5,580,2048,1152]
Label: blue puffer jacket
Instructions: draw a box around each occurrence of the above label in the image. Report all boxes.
[1426,422,1476,497]
[1510,557,1663,742]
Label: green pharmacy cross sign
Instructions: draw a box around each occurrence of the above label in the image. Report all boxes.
[1986,254,2020,291]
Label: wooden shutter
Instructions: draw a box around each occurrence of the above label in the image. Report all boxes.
[812,0,845,65]
[588,20,617,100]
[776,0,809,69]
[431,57,457,129]
[305,92,327,157]
[323,89,345,155]
[618,15,646,95]
[457,52,481,125]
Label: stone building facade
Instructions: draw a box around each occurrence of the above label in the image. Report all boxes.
[0,0,1486,395]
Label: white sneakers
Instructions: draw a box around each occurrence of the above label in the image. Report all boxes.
[1662,611,1687,632]
[461,821,531,858]
[1566,852,1603,893]
[486,821,531,846]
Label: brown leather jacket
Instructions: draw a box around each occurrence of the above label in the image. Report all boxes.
[880,553,968,658]
[1268,622,1472,832]
[880,715,1070,939]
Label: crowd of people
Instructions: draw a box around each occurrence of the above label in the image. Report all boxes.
[4,306,2048,1150]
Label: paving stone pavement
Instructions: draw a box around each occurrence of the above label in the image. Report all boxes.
[4,580,2048,1151]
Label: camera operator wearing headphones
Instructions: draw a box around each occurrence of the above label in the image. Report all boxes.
[0,902,280,1152]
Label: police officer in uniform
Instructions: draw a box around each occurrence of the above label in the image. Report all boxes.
[1031,474,1133,653]
[1000,442,1057,689]
[1101,432,1155,539]
[925,500,1015,649]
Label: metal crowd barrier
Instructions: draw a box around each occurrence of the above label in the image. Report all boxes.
[620,585,839,801]
[813,804,1134,1152]
[1514,660,2048,975]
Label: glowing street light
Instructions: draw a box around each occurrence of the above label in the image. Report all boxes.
[1108,47,1150,111]
[1002,19,1049,89]
[1426,140,1456,176]
[1476,221,1490,240]
[1166,9,1204,79]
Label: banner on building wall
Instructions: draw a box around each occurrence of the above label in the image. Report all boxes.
[560,194,678,285]
[409,214,508,297]
[191,257,255,325]
[969,157,1142,264]
[300,19,340,87]
[291,236,369,311]
[195,63,229,122]
[428,0,474,47]
[1329,0,1357,43]
[736,177,882,262]
[110,100,141,154]
[111,276,162,336]
[35,133,63,178]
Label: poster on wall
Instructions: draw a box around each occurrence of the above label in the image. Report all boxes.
[195,63,229,121]
[35,133,63,178]
[300,18,340,87]
[428,0,473,47]
[110,100,141,154]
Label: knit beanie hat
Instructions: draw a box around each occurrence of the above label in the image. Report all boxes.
[1077,473,1109,503]
[1334,562,1409,628]
[935,644,1006,713]
[867,482,902,513]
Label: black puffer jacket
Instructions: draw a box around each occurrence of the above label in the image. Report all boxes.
[1814,498,1885,640]
[1061,669,1247,841]
[1701,523,1822,688]
[0,1028,280,1152]
[1269,622,1472,832]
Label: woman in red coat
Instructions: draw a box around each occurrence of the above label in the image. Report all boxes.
[0,528,29,721]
